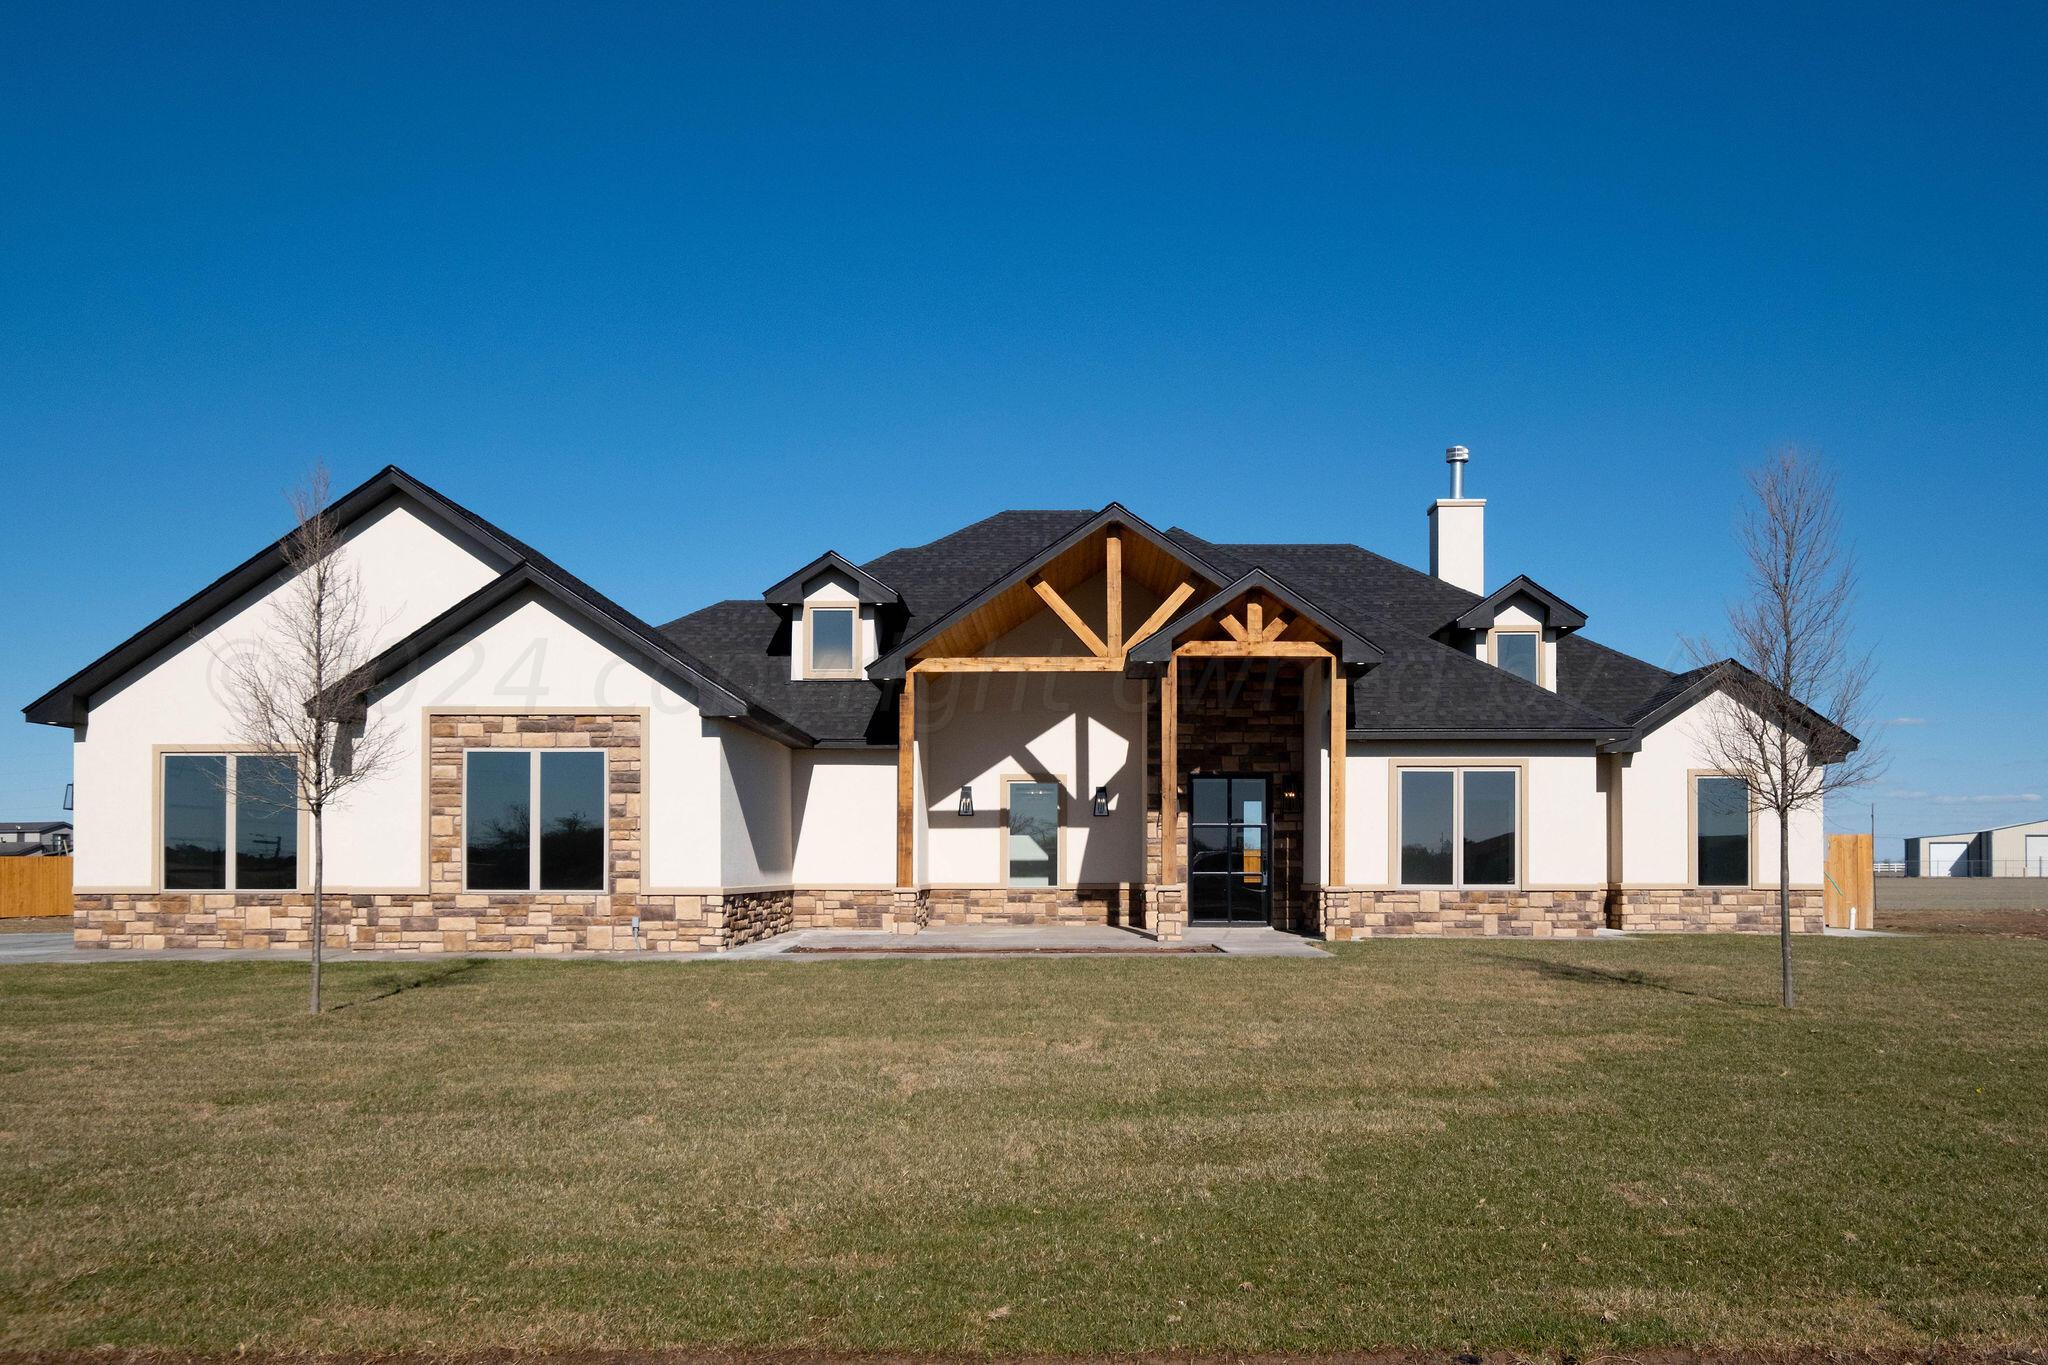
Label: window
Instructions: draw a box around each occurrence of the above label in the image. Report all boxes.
[1399,768,1518,887]
[1006,780,1060,886]
[1696,775,1750,886]
[808,607,856,675]
[162,753,299,891]
[464,750,606,892]
[1494,632,1540,684]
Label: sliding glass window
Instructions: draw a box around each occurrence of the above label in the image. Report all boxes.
[465,750,607,892]
[162,754,299,891]
[1398,768,1519,888]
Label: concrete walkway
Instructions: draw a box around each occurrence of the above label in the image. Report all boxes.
[733,923,1330,958]
[0,923,1331,964]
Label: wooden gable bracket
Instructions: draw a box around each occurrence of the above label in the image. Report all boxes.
[1032,578,1110,657]
[1128,581,1196,649]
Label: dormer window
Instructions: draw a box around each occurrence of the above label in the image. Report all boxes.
[1493,631,1540,685]
[762,550,903,682]
[807,607,857,677]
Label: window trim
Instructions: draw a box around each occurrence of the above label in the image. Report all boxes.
[1488,629,1545,687]
[1390,762,1525,889]
[1688,770,1756,889]
[804,603,862,679]
[999,773,1065,888]
[154,747,305,893]
[461,747,610,895]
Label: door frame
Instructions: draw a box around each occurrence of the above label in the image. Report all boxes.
[1187,773,1272,925]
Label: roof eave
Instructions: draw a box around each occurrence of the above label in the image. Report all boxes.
[761,551,902,608]
[21,465,531,731]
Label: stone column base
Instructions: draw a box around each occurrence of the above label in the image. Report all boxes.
[1145,883,1188,941]
[884,888,928,935]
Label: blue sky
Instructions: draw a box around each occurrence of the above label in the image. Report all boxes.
[2,3,2043,854]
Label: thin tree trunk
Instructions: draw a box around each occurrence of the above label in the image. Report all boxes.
[1779,813,1794,1009]
[311,810,324,1015]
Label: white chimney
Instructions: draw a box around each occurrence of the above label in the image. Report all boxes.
[1428,444,1485,594]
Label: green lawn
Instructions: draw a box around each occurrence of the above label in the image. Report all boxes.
[2,935,2044,1356]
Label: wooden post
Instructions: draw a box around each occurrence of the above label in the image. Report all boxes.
[1328,660,1346,887]
[1160,656,1180,883]
[1105,528,1124,654]
[896,673,916,888]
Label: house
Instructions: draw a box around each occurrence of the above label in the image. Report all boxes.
[1905,818,2048,878]
[22,454,1854,952]
[0,821,73,857]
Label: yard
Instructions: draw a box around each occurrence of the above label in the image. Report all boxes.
[2,933,2044,1358]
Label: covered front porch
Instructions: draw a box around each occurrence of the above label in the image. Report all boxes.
[875,508,1372,941]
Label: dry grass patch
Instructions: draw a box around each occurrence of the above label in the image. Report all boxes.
[1,936,2045,1356]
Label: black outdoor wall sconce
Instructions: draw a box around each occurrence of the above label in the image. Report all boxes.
[958,786,974,817]
[1091,785,1111,817]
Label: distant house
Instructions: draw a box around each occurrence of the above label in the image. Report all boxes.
[0,822,73,857]
[1905,818,2048,878]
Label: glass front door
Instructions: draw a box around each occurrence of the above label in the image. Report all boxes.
[1188,775,1270,924]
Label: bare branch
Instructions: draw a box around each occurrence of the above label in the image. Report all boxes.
[215,462,400,1012]
[1686,448,1886,1007]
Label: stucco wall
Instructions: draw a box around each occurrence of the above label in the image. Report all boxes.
[792,750,896,886]
[1342,740,1607,889]
[717,723,793,889]
[918,672,1145,886]
[1618,690,1823,888]
[355,591,727,891]
[71,497,507,891]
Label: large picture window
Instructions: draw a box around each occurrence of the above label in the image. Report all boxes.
[162,753,299,891]
[464,750,606,892]
[1696,775,1750,886]
[1398,768,1519,887]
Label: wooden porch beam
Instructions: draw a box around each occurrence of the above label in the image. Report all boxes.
[896,673,916,888]
[1174,640,1333,658]
[909,655,1124,673]
[1160,656,1179,884]
[1260,612,1290,643]
[1219,612,1249,643]
[1329,661,1347,887]
[1105,528,1124,654]
[1033,579,1110,657]
[1245,600,1264,641]
[1128,581,1195,649]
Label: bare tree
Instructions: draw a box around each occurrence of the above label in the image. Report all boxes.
[1689,448,1883,1008]
[220,464,399,1012]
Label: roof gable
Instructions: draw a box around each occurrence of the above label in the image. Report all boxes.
[1448,574,1588,633]
[23,466,524,728]
[867,503,1226,679]
[326,563,768,730]
[761,552,902,608]
[1124,568,1386,668]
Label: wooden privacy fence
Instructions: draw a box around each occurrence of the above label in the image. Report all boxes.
[0,856,72,919]
[1824,834,1874,930]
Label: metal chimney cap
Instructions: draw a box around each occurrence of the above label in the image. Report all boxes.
[1446,445,1470,463]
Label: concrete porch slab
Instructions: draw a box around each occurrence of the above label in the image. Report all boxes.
[740,923,1331,959]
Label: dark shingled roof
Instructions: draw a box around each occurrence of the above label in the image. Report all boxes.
[660,511,1100,745]
[665,510,1684,745]
[31,468,1692,750]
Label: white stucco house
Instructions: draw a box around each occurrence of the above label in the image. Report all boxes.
[23,456,1855,951]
